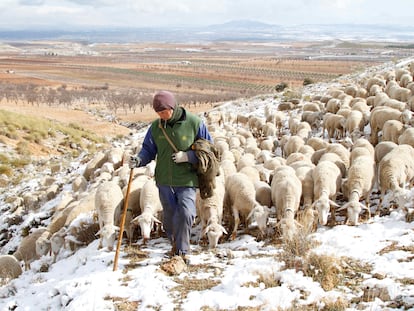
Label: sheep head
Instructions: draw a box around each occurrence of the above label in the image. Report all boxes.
[131,213,161,243]
[338,201,369,226]
[247,204,271,238]
[203,222,227,249]
[97,224,119,251]
[311,196,339,226]
[393,188,411,210]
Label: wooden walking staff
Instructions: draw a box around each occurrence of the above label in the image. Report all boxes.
[113,167,134,271]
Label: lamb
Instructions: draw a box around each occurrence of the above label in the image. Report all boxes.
[13,227,48,270]
[224,173,270,240]
[339,155,375,225]
[95,180,124,251]
[377,144,414,211]
[270,165,302,240]
[0,255,23,283]
[311,160,342,226]
[130,178,163,244]
[196,168,227,248]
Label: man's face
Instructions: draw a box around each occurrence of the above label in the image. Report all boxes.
[157,109,174,121]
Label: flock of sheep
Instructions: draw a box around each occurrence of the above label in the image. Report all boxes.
[1,59,414,284]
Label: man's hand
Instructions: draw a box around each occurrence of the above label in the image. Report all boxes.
[129,155,141,169]
[172,151,189,163]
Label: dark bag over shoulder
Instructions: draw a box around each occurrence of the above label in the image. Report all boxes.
[191,138,220,199]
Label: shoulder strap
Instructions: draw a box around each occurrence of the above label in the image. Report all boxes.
[158,120,179,153]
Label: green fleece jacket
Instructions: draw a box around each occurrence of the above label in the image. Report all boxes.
[150,107,201,187]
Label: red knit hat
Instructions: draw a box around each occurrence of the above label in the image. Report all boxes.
[152,91,176,112]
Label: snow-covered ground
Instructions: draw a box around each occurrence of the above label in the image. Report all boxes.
[1,58,414,311]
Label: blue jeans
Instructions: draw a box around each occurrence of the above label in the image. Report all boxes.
[157,185,196,255]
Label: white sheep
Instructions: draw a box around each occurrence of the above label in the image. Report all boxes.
[325,98,341,114]
[293,162,315,209]
[311,160,341,226]
[283,135,305,158]
[236,153,256,171]
[325,143,351,170]
[319,152,347,178]
[366,76,385,93]
[95,180,124,251]
[130,178,162,244]
[374,141,397,165]
[377,144,414,211]
[122,174,151,242]
[35,230,52,258]
[345,110,364,137]
[270,165,302,240]
[254,180,272,208]
[306,136,328,151]
[196,168,227,248]
[339,155,375,226]
[369,106,411,145]
[224,173,270,240]
[239,166,261,184]
[323,113,346,141]
[13,227,48,270]
[0,255,23,283]
[398,127,414,148]
[382,120,405,144]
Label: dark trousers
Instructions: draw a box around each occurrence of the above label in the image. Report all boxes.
[157,185,196,255]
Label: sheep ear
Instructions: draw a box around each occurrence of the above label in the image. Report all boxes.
[221,225,228,235]
[337,203,349,212]
[151,215,162,224]
[131,215,141,225]
[247,207,257,220]
[202,225,210,236]
[329,200,340,208]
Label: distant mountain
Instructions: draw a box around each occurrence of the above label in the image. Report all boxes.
[207,19,278,30]
[0,21,413,43]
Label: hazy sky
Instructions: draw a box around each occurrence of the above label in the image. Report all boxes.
[0,0,412,30]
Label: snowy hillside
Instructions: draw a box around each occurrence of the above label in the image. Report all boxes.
[1,57,414,311]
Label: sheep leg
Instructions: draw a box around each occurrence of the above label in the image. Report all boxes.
[231,208,240,240]
[328,205,336,227]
